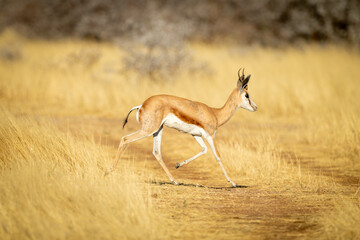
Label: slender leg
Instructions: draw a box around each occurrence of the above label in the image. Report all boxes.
[175,136,207,169]
[104,130,153,176]
[204,135,237,187]
[152,126,178,185]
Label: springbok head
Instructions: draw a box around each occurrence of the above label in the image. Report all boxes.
[237,68,257,112]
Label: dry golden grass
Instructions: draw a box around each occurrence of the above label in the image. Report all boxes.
[0,29,359,239]
[0,110,165,240]
[311,196,360,240]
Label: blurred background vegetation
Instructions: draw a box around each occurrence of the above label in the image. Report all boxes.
[1,0,360,45]
[1,0,359,80]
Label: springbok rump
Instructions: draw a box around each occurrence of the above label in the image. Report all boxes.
[105,69,257,187]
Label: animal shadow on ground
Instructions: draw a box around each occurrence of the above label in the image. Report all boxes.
[149,181,249,189]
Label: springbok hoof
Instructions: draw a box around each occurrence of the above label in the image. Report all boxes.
[175,163,180,169]
[104,169,111,177]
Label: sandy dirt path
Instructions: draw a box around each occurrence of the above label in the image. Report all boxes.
[55,115,359,239]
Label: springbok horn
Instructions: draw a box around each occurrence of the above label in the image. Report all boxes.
[238,68,242,79]
[242,68,245,78]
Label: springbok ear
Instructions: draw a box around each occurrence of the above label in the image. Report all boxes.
[241,74,251,90]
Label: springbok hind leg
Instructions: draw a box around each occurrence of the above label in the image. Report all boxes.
[175,136,207,169]
[104,130,153,176]
[152,125,178,185]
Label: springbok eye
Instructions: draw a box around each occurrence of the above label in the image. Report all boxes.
[245,93,249,98]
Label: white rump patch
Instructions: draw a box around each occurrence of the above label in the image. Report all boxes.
[136,104,142,124]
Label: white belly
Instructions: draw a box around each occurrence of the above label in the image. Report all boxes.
[163,114,204,136]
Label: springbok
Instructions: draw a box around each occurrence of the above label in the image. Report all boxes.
[105,68,257,187]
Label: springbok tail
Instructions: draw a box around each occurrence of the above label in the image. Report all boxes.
[122,105,141,129]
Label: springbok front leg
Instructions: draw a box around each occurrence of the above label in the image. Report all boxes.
[175,136,207,169]
[104,130,153,176]
[152,125,178,185]
[204,135,237,187]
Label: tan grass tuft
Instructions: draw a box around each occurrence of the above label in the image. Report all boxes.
[0,110,165,240]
